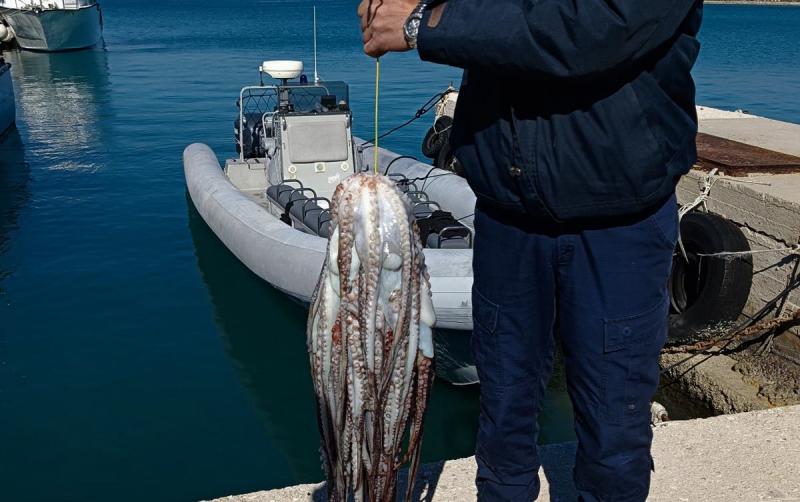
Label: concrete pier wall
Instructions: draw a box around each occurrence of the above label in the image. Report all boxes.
[678,108,800,363]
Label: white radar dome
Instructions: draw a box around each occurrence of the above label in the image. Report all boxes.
[260,60,304,80]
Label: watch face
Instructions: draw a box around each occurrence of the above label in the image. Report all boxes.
[406,17,421,38]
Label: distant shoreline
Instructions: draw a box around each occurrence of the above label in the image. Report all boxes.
[705,1,800,5]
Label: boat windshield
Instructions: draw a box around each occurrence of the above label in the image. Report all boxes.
[282,81,350,113]
[238,81,350,124]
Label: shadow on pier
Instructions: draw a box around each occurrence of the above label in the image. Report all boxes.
[306,442,581,502]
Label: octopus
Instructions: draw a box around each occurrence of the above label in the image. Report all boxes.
[307,173,436,502]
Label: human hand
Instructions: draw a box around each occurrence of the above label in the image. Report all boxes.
[358,0,419,58]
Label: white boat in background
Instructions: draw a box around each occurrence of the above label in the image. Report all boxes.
[0,55,14,137]
[0,0,102,51]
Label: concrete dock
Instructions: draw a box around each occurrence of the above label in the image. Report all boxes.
[207,406,800,501]
[668,107,800,415]
[688,109,800,336]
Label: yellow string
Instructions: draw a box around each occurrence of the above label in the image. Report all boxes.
[373,57,380,174]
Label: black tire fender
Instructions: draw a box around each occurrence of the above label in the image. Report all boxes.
[668,212,754,341]
[436,139,465,177]
[422,116,453,159]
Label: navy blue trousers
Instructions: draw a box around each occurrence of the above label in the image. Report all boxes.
[472,195,678,502]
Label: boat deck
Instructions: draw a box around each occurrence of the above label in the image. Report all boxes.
[241,189,271,210]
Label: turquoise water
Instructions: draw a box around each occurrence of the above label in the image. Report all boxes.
[1,3,798,501]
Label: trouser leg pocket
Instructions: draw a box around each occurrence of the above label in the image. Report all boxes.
[572,301,668,501]
[602,299,669,424]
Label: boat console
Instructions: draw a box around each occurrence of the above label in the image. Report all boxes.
[227,60,473,250]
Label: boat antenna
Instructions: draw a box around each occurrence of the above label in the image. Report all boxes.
[313,5,319,84]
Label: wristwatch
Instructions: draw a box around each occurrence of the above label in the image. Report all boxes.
[404,1,429,50]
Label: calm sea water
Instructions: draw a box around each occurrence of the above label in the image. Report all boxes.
[1,3,798,501]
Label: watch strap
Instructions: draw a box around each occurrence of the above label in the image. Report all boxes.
[405,1,429,49]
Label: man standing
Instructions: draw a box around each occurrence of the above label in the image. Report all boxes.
[360,1,702,500]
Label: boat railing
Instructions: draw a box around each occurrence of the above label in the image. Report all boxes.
[238,86,278,161]
[62,0,97,9]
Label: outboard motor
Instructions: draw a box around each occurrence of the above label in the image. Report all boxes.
[235,108,277,159]
[234,112,267,158]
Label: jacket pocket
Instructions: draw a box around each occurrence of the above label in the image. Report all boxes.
[527,73,682,220]
[451,76,527,212]
[646,194,679,251]
[602,299,668,424]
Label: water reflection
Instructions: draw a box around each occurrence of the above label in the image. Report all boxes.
[5,48,111,172]
[189,198,322,480]
[187,199,483,478]
[0,129,29,294]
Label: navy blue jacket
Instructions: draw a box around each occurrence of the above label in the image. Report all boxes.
[418,0,703,222]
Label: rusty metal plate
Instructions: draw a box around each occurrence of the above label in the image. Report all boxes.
[695,132,800,176]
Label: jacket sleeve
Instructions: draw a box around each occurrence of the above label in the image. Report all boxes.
[417,0,697,79]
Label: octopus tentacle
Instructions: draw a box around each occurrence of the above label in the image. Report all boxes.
[309,173,436,502]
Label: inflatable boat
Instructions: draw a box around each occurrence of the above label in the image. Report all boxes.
[183,61,476,333]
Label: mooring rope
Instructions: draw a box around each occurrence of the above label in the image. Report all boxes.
[660,257,800,387]
[677,168,718,261]
[663,308,800,355]
[677,169,800,260]
[360,89,455,152]
[662,166,800,385]
[696,244,800,259]
[678,168,718,217]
